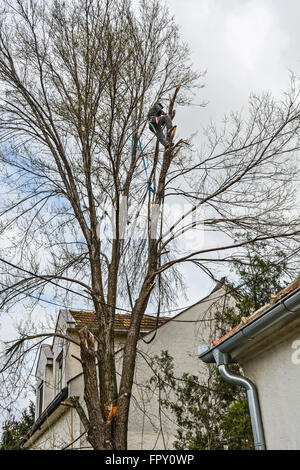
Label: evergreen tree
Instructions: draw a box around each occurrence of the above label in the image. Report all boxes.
[232,243,288,317]
[0,402,35,450]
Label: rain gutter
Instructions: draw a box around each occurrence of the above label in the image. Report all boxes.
[199,287,300,364]
[198,287,300,451]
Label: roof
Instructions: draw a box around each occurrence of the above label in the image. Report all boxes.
[69,280,229,334]
[41,343,53,359]
[20,387,68,449]
[69,309,169,331]
[211,274,300,347]
[35,343,53,376]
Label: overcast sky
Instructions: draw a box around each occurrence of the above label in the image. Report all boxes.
[169,0,300,119]
[163,0,300,301]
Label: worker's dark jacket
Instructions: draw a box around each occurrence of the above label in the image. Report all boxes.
[147,103,172,147]
[147,104,164,120]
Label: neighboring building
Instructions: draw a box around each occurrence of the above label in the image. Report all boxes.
[199,275,300,450]
[21,283,230,450]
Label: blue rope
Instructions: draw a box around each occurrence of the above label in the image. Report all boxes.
[138,137,148,180]
[133,120,155,194]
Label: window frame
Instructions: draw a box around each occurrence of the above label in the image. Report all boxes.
[38,382,44,416]
[56,351,63,393]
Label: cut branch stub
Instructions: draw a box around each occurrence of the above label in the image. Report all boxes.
[104,403,118,423]
[79,326,95,356]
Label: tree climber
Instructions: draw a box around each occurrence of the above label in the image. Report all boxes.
[147,102,173,147]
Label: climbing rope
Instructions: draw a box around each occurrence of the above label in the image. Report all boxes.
[133,120,155,194]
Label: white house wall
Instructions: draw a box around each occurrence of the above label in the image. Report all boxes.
[28,287,230,450]
[27,406,82,450]
[118,288,229,450]
[238,321,300,450]
[35,348,53,419]
[52,310,69,398]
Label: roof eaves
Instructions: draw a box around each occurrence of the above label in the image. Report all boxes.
[20,387,68,448]
[199,286,300,364]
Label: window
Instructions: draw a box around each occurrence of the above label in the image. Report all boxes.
[56,353,63,392]
[38,383,43,416]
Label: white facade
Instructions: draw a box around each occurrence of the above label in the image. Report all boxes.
[232,312,300,450]
[125,290,225,449]
[23,286,229,450]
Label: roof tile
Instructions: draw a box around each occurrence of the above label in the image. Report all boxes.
[211,274,300,347]
[69,310,169,331]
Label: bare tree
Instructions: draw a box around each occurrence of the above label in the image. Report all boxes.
[0,0,299,450]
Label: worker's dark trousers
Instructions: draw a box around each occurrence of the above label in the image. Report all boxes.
[149,114,172,147]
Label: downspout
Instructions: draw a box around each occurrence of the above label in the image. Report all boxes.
[212,349,266,451]
[70,406,74,450]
